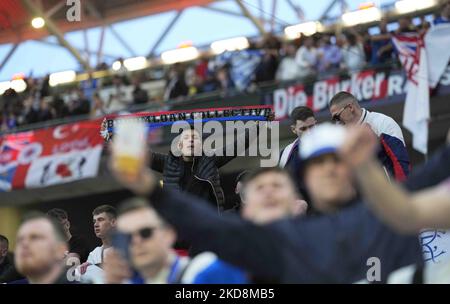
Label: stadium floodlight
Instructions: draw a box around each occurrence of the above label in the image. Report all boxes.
[342,6,382,26]
[49,70,76,87]
[210,37,250,54]
[161,47,200,64]
[123,56,148,71]
[112,61,122,71]
[0,81,11,95]
[284,21,322,40]
[31,17,45,29]
[10,79,27,93]
[395,0,437,14]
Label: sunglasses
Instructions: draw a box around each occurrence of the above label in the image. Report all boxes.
[331,104,352,123]
[127,227,158,240]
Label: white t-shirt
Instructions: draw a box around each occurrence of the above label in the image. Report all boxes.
[87,246,104,265]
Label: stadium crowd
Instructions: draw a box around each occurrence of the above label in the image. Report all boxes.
[1,7,448,132]
[1,87,449,283]
[1,1,450,285]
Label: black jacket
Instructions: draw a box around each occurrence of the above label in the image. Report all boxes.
[150,125,258,212]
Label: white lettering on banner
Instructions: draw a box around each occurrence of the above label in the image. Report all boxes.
[388,75,404,96]
[273,89,288,119]
[271,66,450,120]
[350,74,363,101]
[313,81,327,111]
[288,87,307,115]
[374,73,385,98]
[362,76,374,100]
[52,138,90,154]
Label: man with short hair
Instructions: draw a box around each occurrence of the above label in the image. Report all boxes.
[240,168,307,224]
[13,213,76,284]
[151,121,268,212]
[47,208,90,263]
[329,91,410,181]
[279,106,316,170]
[111,123,422,283]
[104,198,247,284]
[86,205,117,266]
[78,205,117,281]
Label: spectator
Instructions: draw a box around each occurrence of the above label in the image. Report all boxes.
[240,168,307,224]
[22,96,39,125]
[434,0,450,25]
[295,36,318,78]
[47,208,90,263]
[194,56,209,83]
[110,123,423,283]
[340,33,365,72]
[341,125,450,233]
[13,212,76,284]
[329,91,410,181]
[132,78,149,105]
[201,72,220,93]
[90,93,106,118]
[149,123,266,212]
[275,42,301,82]
[37,97,54,122]
[317,34,342,73]
[106,76,129,113]
[370,19,393,66]
[0,235,11,277]
[51,96,70,119]
[163,63,188,101]
[40,75,50,98]
[78,205,117,282]
[85,205,117,267]
[215,66,234,94]
[279,106,316,171]
[104,198,247,284]
[397,17,417,33]
[234,170,249,206]
[0,234,23,283]
[254,48,279,84]
[70,90,91,116]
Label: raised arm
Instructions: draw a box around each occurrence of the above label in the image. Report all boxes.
[110,145,284,281]
[340,125,450,233]
[149,186,283,280]
[149,151,167,173]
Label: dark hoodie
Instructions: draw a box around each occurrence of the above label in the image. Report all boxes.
[137,147,450,283]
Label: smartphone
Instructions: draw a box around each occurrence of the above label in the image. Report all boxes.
[111,230,131,262]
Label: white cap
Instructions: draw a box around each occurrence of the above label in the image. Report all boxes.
[299,123,346,160]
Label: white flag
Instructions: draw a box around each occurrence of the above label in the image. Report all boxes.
[392,34,430,155]
[425,23,450,88]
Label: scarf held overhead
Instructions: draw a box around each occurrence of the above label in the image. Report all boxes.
[100,105,273,142]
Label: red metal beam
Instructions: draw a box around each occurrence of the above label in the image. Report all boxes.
[0,0,214,44]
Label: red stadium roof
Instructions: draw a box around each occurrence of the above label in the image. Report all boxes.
[0,0,214,44]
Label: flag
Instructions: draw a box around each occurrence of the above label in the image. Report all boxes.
[392,33,429,155]
[425,23,450,88]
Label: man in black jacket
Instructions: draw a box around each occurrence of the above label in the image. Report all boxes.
[150,122,267,213]
[111,123,424,283]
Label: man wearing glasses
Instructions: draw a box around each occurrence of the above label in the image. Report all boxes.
[279,106,317,170]
[329,91,410,181]
[103,198,248,284]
